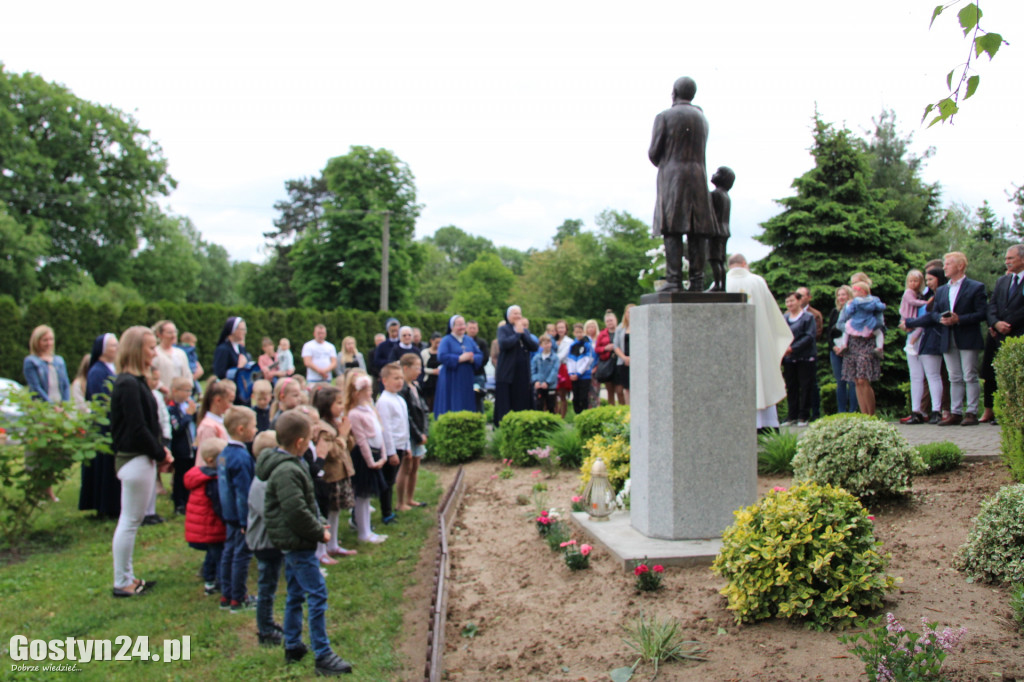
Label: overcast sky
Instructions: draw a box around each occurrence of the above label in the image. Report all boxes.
[4,1,1023,265]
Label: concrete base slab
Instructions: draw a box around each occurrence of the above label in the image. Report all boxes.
[569,510,722,572]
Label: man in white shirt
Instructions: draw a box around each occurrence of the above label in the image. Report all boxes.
[301,325,337,384]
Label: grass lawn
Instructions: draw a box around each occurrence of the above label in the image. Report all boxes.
[0,463,441,681]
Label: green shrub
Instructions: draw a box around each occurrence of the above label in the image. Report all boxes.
[954,483,1024,584]
[711,482,897,630]
[498,411,563,466]
[757,429,800,474]
[994,337,1024,482]
[0,389,110,545]
[791,414,924,499]
[915,441,963,474]
[573,404,629,444]
[819,382,837,416]
[1011,583,1024,633]
[485,424,506,460]
[483,399,494,426]
[547,426,584,469]
[428,411,486,464]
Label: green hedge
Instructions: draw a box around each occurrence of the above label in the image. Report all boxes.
[995,337,1024,482]
[429,411,486,464]
[573,404,630,444]
[2,295,503,384]
[497,410,563,466]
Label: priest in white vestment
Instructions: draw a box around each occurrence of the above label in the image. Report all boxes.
[725,254,792,428]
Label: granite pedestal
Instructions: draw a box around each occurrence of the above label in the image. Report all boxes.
[629,299,757,540]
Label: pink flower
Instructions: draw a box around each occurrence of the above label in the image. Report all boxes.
[559,540,575,548]
[490,474,498,479]
[540,510,548,517]
[580,544,592,556]
[772,486,787,492]
[531,470,541,477]
[571,496,582,503]
[868,515,876,521]
[653,565,664,573]
[634,564,649,576]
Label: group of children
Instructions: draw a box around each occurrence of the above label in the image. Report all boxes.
[529,322,601,416]
[170,352,430,676]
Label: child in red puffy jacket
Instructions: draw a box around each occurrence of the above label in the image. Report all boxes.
[185,437,227,596]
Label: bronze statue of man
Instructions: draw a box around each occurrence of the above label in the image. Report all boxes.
[649,77,716,292]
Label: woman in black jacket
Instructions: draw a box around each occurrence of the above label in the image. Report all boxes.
[493,305,538,427]
[110,326,172,597]
[782,292,817,426]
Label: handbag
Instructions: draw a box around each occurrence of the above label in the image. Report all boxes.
[594,356,617,383]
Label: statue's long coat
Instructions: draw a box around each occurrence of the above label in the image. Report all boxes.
[649,101,715,237]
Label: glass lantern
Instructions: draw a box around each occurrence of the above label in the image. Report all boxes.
[582,458,615,521]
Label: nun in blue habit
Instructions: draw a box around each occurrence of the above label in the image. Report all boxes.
[433,315,484,419]
[79,333,121,518]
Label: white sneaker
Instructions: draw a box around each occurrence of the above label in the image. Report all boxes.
[796,420,809,427]
[319,567,328,578]
[360,533,388,544]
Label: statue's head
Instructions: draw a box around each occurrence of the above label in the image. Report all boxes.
[672,77,697,103]
[712,166,735,191]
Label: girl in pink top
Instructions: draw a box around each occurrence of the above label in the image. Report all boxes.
[345,374,393,544]
[194,378,235,449]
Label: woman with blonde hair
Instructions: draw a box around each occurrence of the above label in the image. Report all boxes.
[827,286,858,413]
[613,304,635,405]
[899,269,930,424]
[109,326,172,597]
[337,336,367,376]
[583,319,601,408]
[23,325,71,502]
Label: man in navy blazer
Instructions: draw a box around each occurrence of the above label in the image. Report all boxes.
[905,251,988,426]
[980,244,1024,423]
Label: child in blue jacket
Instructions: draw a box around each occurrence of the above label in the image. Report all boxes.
[217,405,257,612]
[530,334,559,413]
[566,324,597,416]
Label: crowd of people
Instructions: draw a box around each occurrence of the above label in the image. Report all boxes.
[725,245,1024,430]
[18,246,1023,672]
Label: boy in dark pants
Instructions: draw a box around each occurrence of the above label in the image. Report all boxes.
[247,430,286,646]
[217,406,257,613]
[168,376,196,514]
[260,411,352,675]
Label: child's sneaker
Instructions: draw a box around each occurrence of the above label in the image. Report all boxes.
[284,643,308,664]
[315,651,353,676]
[203,582,218,596]
[219,597,231,610]
[258,630,283,647]
[229,595,258,613]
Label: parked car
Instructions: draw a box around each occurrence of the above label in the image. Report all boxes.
[0,378,26,433]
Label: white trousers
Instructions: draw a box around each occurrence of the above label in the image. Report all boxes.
[112,456,156,589]
[943,337,980,416]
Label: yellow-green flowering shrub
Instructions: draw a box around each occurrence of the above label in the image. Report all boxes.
[579,411,630,493]
[712,482,897,630]
[953,483,1024,584]
[791,414,924,499]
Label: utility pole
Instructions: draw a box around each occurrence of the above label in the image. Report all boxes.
[379,210,390,312]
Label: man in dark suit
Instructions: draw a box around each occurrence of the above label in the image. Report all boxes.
[906,251,988,426]
[980,244,1024,423]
